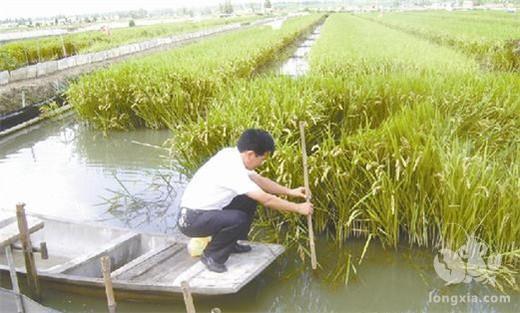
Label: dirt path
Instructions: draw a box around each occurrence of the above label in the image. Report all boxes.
[0,27,242,115]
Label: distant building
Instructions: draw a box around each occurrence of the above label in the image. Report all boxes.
[0,22,18,29]
[462,1,474,9]
[431,2,454,11]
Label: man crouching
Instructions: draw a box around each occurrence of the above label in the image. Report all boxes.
[177,128,313,273]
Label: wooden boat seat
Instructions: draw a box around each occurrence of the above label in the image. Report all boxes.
[47,232,141,276]
[111,241,186,281]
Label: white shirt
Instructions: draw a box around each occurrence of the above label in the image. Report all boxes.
[180,147,261,211]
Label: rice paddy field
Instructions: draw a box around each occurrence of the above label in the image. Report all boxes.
[63,10,519,307]
[362,10,520,71]
[68,14,325,131]
[0,15,258,71]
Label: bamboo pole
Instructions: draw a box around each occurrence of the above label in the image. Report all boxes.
[5,245,24,313]
[180,281,196,313]
[299,121,317,270]
[16,203,41,300]
[100,256,117,313]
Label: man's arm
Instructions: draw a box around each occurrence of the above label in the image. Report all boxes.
[246,189,313,215]
[249,173,306,199]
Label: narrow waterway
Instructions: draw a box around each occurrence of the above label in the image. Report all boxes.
[0,116,518,312]
[279,25,321,77]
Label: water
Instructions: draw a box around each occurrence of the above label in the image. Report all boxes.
[267,18,287,30]
[0,115,183,233]
[0,29,68,43]
[0,115,518,312]
[279,25,322,77]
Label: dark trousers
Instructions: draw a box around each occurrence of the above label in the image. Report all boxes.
[177,195,257,264]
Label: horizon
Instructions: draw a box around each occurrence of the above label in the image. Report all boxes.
[3,0,517,21]
[0,0,276,20]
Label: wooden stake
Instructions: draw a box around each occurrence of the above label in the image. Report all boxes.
[37,41,41,63]
[100,256,117,313]
[5,245,24,313]
[60,36,68,57]
[16,203,41,300]
[39,242,48,260]
[299,121,318,270]
[181,281,196,313]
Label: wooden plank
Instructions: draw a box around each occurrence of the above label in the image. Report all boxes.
[171,262,206,287]
[124,246,188,283]
[112,242,182,281]
[49,232,139,274]
[144,248,198,284]
[0,217,44,247]
[110,242,176,278]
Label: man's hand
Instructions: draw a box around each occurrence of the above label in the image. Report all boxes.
[247,190,314,215]
[287,187,308,200]
[296,202,313,215]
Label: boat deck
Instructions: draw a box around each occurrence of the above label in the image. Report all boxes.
[0,210,285,296]
[111,241,283,294]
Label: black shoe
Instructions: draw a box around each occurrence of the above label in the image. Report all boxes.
[233,243,252,254]
[201,254,227,273]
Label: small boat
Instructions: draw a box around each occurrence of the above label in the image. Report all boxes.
[0,210,284,300]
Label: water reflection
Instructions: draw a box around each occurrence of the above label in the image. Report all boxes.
[99,171,183,233]
[0,116,184,233]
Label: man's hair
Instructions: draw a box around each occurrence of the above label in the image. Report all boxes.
[237,129,275,156]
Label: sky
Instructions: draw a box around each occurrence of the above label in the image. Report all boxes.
[0,0,265,20]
